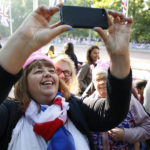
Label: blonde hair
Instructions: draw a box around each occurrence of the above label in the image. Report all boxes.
[54,54,80,95]
[14,60,70,112]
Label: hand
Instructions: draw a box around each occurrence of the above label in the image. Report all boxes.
[108,127,125,142]
[0,5,71,74]
[94,10,133,56]
[16,5,71,53]
[94,10,133,78]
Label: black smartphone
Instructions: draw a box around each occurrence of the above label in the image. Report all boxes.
[60,5,109,29]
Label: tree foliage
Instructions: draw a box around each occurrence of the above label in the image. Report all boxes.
[92,0,150,42]
[0,0,150,42]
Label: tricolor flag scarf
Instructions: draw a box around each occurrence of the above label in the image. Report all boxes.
[8,93,76,150]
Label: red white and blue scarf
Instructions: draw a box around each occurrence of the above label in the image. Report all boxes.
[8,93,76,150]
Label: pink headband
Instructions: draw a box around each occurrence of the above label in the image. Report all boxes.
[91,59,110,75]
[23,51,54,69]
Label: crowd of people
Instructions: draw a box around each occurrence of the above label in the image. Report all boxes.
[0,4,150,150]
[47,37,150,50]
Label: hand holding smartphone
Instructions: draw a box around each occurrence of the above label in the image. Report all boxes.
[60,6,109,29]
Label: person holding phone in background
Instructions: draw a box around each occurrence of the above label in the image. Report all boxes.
[0,5,133,150]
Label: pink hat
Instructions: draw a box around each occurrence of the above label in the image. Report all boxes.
[91,59,110,78]
[23,51,54,69]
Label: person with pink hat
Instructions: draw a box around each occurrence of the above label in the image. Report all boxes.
[0,4,134,150]
[84,61,150,150]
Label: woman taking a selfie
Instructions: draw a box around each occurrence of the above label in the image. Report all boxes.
[0,5,133,150]
[8,51,130,150]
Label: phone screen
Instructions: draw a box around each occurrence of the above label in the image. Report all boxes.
[60,6,108,29]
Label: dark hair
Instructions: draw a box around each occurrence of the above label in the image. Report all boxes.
[64,42,74,54]
[14,60,70,112]
[135,80,147,89]
[86,45,100,64]
[49,45,55,54]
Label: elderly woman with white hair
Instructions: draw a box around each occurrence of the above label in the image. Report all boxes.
[83,61,150,150]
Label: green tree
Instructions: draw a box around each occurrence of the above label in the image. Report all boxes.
[0,0,33,37]
[92,0,150,42]
[1,0,96,39]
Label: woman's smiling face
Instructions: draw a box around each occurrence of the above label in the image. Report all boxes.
[90,48,100,63]
[27,63,59,105]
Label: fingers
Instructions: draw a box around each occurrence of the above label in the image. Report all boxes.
[124,17,133,28]
[124,17,133,24]
[108,130,112,135]
[48,6,60,16]
[108,10,133,26]
[108,130,116,139]
[114,16,121,24]
[94,27,108,45]
[48,25,72,40]
[113,16,133,26]
[104,8,112,27]
[108,10,124,20]
[35,5,60,21]
[50,22,62,29]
